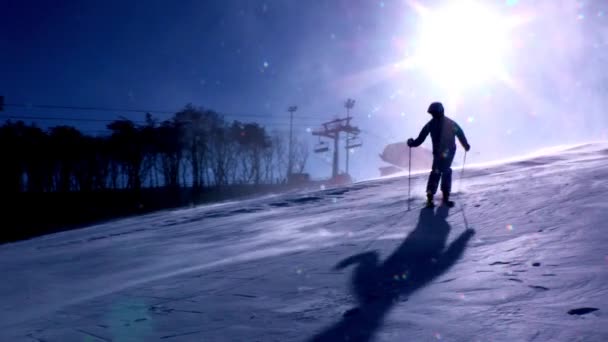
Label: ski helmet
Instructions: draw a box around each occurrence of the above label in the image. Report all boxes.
[427,102,444,116]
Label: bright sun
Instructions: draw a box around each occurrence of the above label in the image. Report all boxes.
[413,1,512,91]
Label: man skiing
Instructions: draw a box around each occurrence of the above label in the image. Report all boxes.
[407,102,470,208]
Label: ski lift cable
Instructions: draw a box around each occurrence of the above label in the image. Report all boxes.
[360,129,394,145]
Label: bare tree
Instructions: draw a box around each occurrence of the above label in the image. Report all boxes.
[0,103,312,198]
[270,131,288,183]
[175,104,204,189]
[231,122,271,184]
[157,120,182,189]
[137,113,157,188]
[292,134,309,174]
[49,125,85,192]
[262,142,275,184]
[107,119,146,191]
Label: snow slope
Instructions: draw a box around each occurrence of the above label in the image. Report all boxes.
[1,143,607,341]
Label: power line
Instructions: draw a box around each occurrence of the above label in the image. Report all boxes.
[0,118,326,144]
[1,102,398,141]
[3,103,331,121]
[360,129,395,145]
[0,115,304,136]
[5,103,174,115]
[0,115,122,123]
[0,115,397,143]
[0,114,321,126]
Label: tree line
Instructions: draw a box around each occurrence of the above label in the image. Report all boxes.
[0,104,310,194]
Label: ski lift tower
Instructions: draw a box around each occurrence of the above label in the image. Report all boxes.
[312,116,362,181]
[344,98,355,174]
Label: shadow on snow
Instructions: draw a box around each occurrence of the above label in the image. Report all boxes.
[310,206,476,342]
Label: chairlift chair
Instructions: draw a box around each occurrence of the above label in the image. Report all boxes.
[314,137,329,153]
[347,137,362,149]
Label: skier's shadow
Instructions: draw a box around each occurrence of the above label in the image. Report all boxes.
[309,206,476,342]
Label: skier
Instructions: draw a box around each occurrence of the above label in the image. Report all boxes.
[407,102,470,208]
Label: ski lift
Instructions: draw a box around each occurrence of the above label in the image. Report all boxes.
[347,136,362,149]
[314,136,329,153]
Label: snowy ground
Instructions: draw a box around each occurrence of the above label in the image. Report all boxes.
[2,143,608,341]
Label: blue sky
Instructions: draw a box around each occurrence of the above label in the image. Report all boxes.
[1,0,607,179]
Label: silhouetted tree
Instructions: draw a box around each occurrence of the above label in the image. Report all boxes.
[270,131,288,183]
[107,119,144,191]
[156,119,182,188]
[207,119,234,186]
[0,121,29,192]
[0,105,310,196]
[21,123,50,192]
[231,121,271,184]
[292,135,310,174]
[49,126,85,192]
[73,135,98,192]
[89,135,112,191]
[175,104,217,189]
[140,113,160,188]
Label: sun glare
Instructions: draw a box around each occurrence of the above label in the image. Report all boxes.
[414,1,512,91]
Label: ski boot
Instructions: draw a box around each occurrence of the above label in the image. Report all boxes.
[425,193,435,208]
[442,192,455,208]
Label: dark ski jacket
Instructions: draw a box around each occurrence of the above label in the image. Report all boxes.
[410,113,469,156]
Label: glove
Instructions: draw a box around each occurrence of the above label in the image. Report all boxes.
[464,143,471,152]
[407,138,414,147]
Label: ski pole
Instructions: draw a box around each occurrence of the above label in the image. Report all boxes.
[459,151,469,229]
[455,151,467,195]
[460,151,467,181]
[408,146,412,211]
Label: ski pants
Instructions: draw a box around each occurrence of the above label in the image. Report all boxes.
[426,151,455,195]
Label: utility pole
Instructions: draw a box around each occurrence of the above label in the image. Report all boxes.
[344,98,355,174]
[0,96,4,112]
[287,105,298,181]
